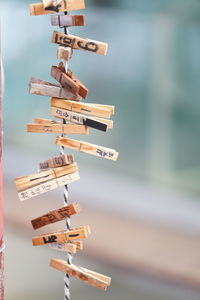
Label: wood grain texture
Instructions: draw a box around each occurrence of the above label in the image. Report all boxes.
[51,98,111,119]
[27,123,89,135]
[15,163,78,191]
[39,154,74,169]
[50,259,111,290]
[32,227,88,246]
[51,15,85,27]
[18,171,80,201]
[49,242,77,254]
[57,47,72,61]
[31,202,81,230]
[30,0,85,16]
[52,31,108,55]
[29,77,81,101]
[56,137,119,161]
[51,65,79,96]
[51,107,108,132]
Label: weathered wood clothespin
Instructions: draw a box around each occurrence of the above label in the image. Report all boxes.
[27,119,89,134]
[31,202,81,229]
[52,31,108,55]
[51,15,85,27]
[15,163,78,191]
[17,171,80,201]
[30,0,85,16]
[29,77,81,101]
[56,137,119,161]
[51,106,110,132]
[50,259,111,290]
[49,241,83,254]
[39,154,74,169]
[51,98,113,119]
[32,226,90,246]
[51,64,88,98]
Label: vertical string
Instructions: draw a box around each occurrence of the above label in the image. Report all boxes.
[60,11,72,300]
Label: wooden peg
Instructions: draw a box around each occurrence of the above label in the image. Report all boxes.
[51,65,79,96]
[31,202,81,230]
[30,0,85,16]
[18,171,80,201]
[51,107,108,132]
[51,98,112,119]
[49,241,83,253]
[52,31,108,56]
[27,122,89,135]
[49,242,77,254]
[50,259,111,290]
[15,163,78,191]
[39,154,74,170]
[64,67,88,99]
[55,137,119,161]
[51,15,85,27]
[32,227,88,246]
[57,47,72,61]
[29,77,81,101]
[71,241,83,250]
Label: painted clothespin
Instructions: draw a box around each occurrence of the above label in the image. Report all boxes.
[49,241,83,254]
[56,137,119,161]
[31,202,81,230]
[50,259,111,290]
[51,107,112,132]
[51,15,85,27]
[30,0,85,16]
[17,171,80,201]
[29,77,81,101]
[51,65,88,98]
[27,119,89,134]
[52,31,108,56]
[51,98,113,119]
[15,163,78,191]
[39,154,74,169]
[32,226,90,246]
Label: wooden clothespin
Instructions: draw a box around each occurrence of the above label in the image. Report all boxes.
[49,241,83,254]
[57,47,72,61]
[52,31,108,56]
[39,154,74,170]
[51,15,85,27]
[27,119,89,135]
[17,171,80,201]
[49,241,83,253]
[49,242,77,254]
[32,226,89,246]
[29,77,81,101]
[51,106,109,132]
[51,98,113,119]
[51,64,88,99]
[50,259,111,290]
[31,202,81,230]
[30,0,85,16]
[15,163,78,191]
[56,137,119,161]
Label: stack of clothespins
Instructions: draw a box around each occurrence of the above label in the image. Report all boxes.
[15,0,119,298]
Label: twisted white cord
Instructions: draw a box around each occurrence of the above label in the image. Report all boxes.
[61,20,72,300]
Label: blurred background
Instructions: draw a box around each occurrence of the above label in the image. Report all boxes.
[1,0,200,299]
